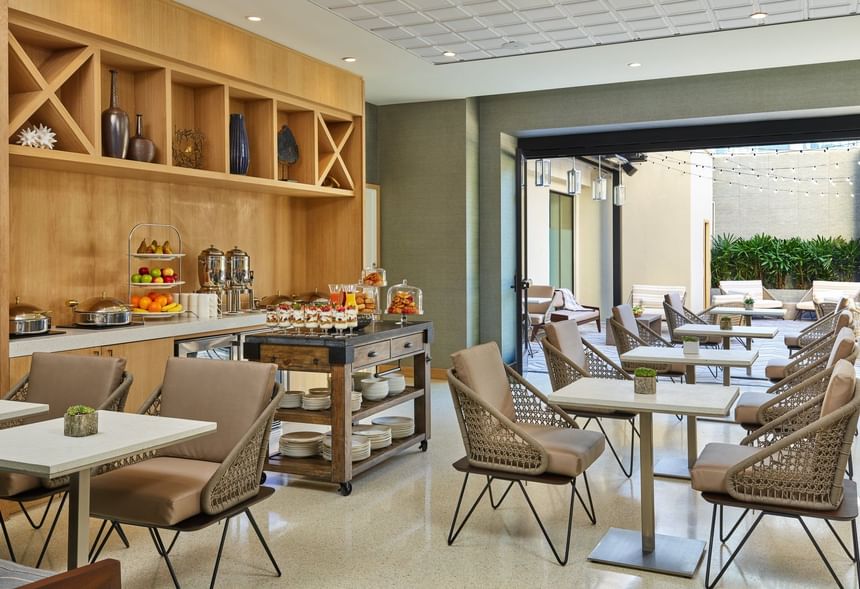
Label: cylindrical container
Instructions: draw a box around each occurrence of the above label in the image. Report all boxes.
[179,293,190,310]
[226,246,251,286]
[208,293,219,317]
[188,294,200,319]
[229,113,250,175]
[198,245,226,290]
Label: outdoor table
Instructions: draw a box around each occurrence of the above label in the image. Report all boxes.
[0,411,215,569]
[708,306,787,327]
[550,378,738,577]
[0,399,48,421]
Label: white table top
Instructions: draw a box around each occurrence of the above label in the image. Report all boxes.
[709,307,787,317]
[620,346,758,367]
[550,378,739,417]
[0,399,49,421]
[0,411,216,478]
[674,324,778,339]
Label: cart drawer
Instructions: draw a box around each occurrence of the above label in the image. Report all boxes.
[391,333,424,358]
[353,341,391,368]
[260,345,330,371]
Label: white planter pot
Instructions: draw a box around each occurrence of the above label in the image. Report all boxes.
[683,340,700,355]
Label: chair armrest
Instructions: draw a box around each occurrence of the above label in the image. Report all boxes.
[4,374,30,401]
[201,383,284,515]
[23,559,121,589]
[761,286,779,301]
[506,366,578,430]
[579,304,600,312]
[797,288,813,303]
[583,340,631,380]
[766,356,828,397]
[786,332,835,376]
[757,366,833,423]
[98,372,133,413]
[137,386,165,416]
[542,338,587,391]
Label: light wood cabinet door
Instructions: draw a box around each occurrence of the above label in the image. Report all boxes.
[7,346,102,388]
[104,339,173,412]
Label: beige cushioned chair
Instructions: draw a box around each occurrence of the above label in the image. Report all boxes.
[542,320,638,477]
[784,302,850,350]
[628,284,685,318]
[610,304,686,378]
[764,324,855,381]
[714,280,783,309]
[88,357,282,588]
[796,280,860,319]
[446,342,604,565]
[0,352,132,566]
[691,360,860,588]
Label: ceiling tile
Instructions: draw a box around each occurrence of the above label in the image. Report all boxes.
[403,0,454,8]
[423,32,467,44]
[534,17,579,31]
[605,0,654,8]
[809,4,854,15]
[506,31,552,43]
[493,22,538,34]
[396,37,432,48]
[673,21,715,32]
[404,21,450,34]
[660,0,707,14]
[595,31,635,43]
[714,6,757,18]
[506,0,555,8]
[479,11,527,25]
[474,37,508,49]
[545,27,588,40]
[443,17,485,31]
[707,0,748,6]
[561,1,609,16]
[331,5,378,19]
[364,0,413,16]
[458,27,501,40]
[584,22,628,35]
[558,37,594,48]
[669,12,712,24]
[758,0,803,11]
[460,1,511,16]
[372,25,415,39]
[634,26,672,37]
[518,6,567,21]
[627,17,670,30]
[384,11,434,25]
[575,12,620,25]
[310,0,355,8]
[425,6,470,20]
[617,6,662,19]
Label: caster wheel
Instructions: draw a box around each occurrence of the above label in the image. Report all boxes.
[338,482,353,496]
[419,440,428,452]
[260,472,267,484]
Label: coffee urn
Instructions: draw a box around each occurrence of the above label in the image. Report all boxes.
[225,245,255,313]
[197,244,227,310]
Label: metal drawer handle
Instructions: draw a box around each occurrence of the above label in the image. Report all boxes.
[368,351,379,358]
[404,342,414,349]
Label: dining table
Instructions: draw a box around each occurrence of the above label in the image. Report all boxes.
[550,377,739,577]
[708,306,787,326]
[674,323,777,376]
[0,411,215,569]
[0,399,49,421]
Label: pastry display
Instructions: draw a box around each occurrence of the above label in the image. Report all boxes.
[361,263,387,287]
[386,280,422,316]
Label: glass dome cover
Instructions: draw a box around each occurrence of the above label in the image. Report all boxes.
[361,263,387,287]
[386,280,422,316]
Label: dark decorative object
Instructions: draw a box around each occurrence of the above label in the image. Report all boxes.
[277,124,299,180]
[173,129,204,169]
[102,69,129,158]
[127,114,156,162]
[229,113,250,175]
[322,175,341,188]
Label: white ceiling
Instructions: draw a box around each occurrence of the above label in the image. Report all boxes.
[177,0,860,105]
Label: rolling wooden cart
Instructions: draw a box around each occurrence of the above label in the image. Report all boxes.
[242,321,432,495]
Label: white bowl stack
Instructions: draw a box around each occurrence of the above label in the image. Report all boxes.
[351,391,363,412]
[352,371,373,390]
[353,424,392,449]
[302,392,331,411]
[279,390,304,409]
[371,416,415,439]
[279,431,324,457]
[361,377,389,401]
[321,435,371,462]
[382,373,407,395]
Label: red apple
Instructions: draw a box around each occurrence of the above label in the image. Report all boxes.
[164,276,175,283]
[138,267,150,276]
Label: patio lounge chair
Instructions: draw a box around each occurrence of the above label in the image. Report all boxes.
[714,280,783,309]
[627,284,685,319]
[796,280,860,319]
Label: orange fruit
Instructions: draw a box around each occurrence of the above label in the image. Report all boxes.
[131,295,141,306]
[148,291,159,300]
[164,293,174,305]
[148,301,162,312]
[156,295,169,307]
[139,296,152,310]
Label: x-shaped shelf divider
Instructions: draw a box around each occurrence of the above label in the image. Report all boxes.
[316,112,355,191]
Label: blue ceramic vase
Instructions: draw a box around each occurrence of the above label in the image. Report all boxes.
[229,113,250,175]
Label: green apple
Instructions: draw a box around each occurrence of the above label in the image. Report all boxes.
[150,268,162,278]
[131,274,142,283]
[142,274,154,283]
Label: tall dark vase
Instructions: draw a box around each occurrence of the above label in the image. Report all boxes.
[102,69,129,158]
[229,113,250,175]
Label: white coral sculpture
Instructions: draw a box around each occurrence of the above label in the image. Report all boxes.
[16,124,57,149]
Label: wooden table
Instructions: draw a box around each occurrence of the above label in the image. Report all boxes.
[0,399,48,421]
[606,312,662,345]
[551,378,739,577]
[0,411,215,569]
[243,320,432,496]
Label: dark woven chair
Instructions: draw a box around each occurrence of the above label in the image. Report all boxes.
[785,305,851,353]
[609,304,685,381]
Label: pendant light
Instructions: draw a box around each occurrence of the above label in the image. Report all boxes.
[593,156,607,201]
[567,159,582,195]
[535,159,551,187]
[613,168,626,206]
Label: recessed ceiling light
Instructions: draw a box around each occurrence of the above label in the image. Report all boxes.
[627,62,642,68]
[443,51,456,57]
[342,57,357,63]
[246,16,262,22]
[750,11,768,19]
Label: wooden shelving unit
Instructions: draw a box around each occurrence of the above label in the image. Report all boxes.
[6,21,363,199]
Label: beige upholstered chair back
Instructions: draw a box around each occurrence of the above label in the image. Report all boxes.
[665,292,684,314]
[158,358,277,463]
[835,310,853,331]
[720,280,764,299]
[544,321,586,369]
[26,352,126,420]
[812,281,860,302]
[527,285,556,316]
[827,328,858,368]
[820,360,856,417]
[612,304,639,335]
[450,342,515,420]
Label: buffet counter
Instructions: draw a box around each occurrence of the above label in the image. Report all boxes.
[9,313,267,358]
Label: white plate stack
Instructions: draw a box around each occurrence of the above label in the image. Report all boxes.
[361,377,389,401]
[371,416,415,439]
[279,431,324,458]
[351,391,363,412]
[321,435,371,462]
[382,373,407,395]
[279,390,304,409]
[353,425,392,449]
[302,393,331,411]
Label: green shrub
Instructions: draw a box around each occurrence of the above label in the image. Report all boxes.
[633,367,657,378]
[65,405,95,416]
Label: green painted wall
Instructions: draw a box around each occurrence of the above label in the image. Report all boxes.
[365,102,379,184]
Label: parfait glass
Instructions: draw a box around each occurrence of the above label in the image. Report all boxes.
[333,305,347,337]
[305,304,320,336]
[277,304,291,330]
[266,305,280,330]
[290,304,305,334]
[328,284,343,307]
[319,305,333,334]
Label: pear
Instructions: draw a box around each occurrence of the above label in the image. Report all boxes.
[150,239,159,250]
[155,245,164,254]
[136,239,148,254]
[163,240,173,254]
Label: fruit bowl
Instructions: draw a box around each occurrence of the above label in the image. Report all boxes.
[131,253,186,260]
[129,281,185,289]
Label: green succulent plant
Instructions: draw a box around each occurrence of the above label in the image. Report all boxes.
[634,367,657,378]
[65,405,95,417]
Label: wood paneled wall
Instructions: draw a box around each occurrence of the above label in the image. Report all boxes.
[1,0,9,389]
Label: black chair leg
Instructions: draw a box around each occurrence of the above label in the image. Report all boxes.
[797,517,845,588]
[486,476,514,509]
[719,505,750,543]
[515,479,575,565]
[705,506,765,589]
[18,495,55,529]
[0,511,16,563]
[150,528,181,589]
[90,520,109,562]
[245,508,281,577]
[447,473,491,545]
[574,473,596,525]
[592,418,634,478]
[824,519,855,561]
[209,516,232,589]
[35,491,67,568]
[852,520,860,588]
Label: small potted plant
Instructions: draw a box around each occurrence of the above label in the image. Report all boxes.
[632,304,644,318]
[64,405,98,437]
[682,335,700,355]
[719,316,732,330]
[634,367,657,395]
[743,294,755,311]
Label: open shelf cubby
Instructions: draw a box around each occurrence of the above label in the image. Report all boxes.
[276,101,316,185]
[228,88,275,180]
[317,112,355,191]
[170,70,226,173]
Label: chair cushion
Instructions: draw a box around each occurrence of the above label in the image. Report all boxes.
[665,292,684,314]
[518,424,605,477]
[691,442,759,494]
[712,294,744,305]
[550,309,599,325]
[836,310,854,331]
[90,457,219,526]
[0,473,40,498]
[158,358,276,463]
[820,359,857,417]
[612,304,640,336]
[528,313,544,327]
[753,299,783,309]
[545,321,586,369]
[784,334,801,348]
[796,301,816,311]
[451,342,515,420]
[26,352,126,420]
[0,559,53,588]
[733,391,772,424]
[765,358,789,381]
[720,280,764,300]
[827,327,857,368]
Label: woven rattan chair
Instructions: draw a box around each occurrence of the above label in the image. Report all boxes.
[527,285,558,342]
[691,359,860,588]
[446,342,604,565]
[542,320,638,477]
[764,325,850,382]
[0,352,132,566]
[785,303,851,352]
[609,304,685,380]
[662,292,722,345]
[88,357,283,588]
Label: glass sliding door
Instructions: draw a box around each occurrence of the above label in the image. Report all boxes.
[549,191,574,291]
